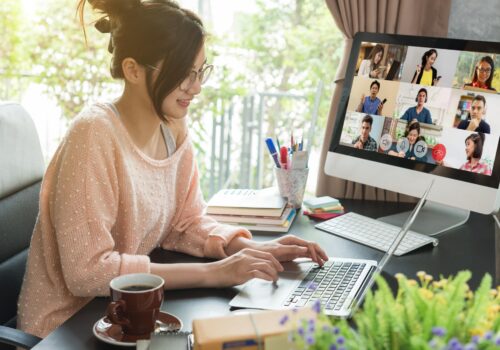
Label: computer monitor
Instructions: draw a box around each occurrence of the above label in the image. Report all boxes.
[325,32,500,234]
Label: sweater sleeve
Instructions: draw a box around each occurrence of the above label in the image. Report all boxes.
[358,60,371,78]
[162,146,251,259]
[52,116,150,297]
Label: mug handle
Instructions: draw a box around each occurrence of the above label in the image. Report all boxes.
[106,300,130,326]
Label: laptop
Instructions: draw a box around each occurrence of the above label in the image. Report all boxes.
[229,181,432,317]
[384,60,401,81]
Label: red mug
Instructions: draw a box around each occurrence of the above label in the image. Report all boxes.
[106,273,164,336]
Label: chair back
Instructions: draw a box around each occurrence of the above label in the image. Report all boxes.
[0,103,44,327]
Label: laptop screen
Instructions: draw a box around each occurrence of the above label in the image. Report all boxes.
[330,33,500,189]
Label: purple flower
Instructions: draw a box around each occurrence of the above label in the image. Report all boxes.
[329,345,337,350]
[336,336,345,345]
[448,338,462,350]
[471,335,480,344]
[308,321,315,333]
[279,315,289,325]
[306,335,315,345]
[338,347,346,350]
[322,325,331,332]
[292,307,299,313]
[484,331,493,340]
[312,299,321,313]
[332,326,340,335]
[495,337,500,346]
[297,327,305,337]
[432,326,446,337]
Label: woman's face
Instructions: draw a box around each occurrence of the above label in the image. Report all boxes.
[160,45,206,120]
[426,53,437,67]
[407,129,419,145]
[476,61,492,84]
[374,51,382,64]
[465,139,475,159]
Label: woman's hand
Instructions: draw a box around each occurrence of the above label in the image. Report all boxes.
[210,248,284,287]
[227,235,328,266]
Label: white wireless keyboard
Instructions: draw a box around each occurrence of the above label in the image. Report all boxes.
[315,212,438,256]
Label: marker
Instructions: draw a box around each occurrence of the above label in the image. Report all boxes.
[280,146,288,169]
[265,138,281,168]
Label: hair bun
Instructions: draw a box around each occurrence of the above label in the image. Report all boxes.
[95,18,111,33]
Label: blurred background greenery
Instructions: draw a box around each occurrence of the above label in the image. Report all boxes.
[0,0,343,197]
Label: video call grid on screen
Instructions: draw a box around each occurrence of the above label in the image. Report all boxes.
[330,32,500,188]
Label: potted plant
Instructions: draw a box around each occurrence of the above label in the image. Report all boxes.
[286,270,499,350]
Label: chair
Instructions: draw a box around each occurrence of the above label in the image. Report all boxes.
[0,102,44,349]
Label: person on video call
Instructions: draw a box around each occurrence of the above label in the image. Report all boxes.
[457,95,491,134]
[460,133,492,175]
[411,49,440,86]
[352,114,378,151]
[358,44,385,79]
[400,88,433,124]
[356,80,384,115]
[17,0,328,339]
[388,121,425,161]
[464,56,496,92]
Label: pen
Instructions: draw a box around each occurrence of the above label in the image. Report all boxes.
[265,138,281,168]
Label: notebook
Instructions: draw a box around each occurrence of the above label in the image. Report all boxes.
[207,188,286,217]
[230,182,432,317]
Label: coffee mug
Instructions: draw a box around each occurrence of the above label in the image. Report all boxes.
[106,273,164,336]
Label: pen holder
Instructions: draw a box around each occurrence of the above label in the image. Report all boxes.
[274,167,309,209]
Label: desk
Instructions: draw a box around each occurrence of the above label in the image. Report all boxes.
[32,199,497,349]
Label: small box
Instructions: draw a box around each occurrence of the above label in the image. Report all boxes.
[193,308,316,350]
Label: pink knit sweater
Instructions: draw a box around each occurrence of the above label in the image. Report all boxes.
[17,103,251,338]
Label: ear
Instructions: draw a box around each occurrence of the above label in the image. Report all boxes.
[121,58,145,84]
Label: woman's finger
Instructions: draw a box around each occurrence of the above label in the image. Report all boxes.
[250,262,279,281]
[241,248,283,272]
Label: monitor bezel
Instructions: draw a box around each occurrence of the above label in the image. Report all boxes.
[329,32,500,189]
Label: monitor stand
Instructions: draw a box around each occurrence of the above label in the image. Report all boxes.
[377,201,470,236]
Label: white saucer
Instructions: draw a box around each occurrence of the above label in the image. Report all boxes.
[93,311,183,347]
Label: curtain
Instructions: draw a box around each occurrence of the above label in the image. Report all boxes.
[316,0,452,201]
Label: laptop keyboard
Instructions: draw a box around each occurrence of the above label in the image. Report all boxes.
[283,260,365,312]
[315,212,438,256]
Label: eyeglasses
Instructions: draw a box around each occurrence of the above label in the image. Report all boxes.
[145,64,214,91]
[477,67,492,73]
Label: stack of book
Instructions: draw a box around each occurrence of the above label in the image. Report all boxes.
[302,196,344,220]
[207,188,297,232]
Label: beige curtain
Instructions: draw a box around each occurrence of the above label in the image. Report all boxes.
[316,0,452,201]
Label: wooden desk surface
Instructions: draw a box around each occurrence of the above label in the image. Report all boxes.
[32,199,497,349]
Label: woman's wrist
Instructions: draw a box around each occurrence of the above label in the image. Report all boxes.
[224,236,256,256]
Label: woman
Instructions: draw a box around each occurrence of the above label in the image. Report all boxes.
[18,0,327,338]
[358,44,385,79]
[411,49,439,86]
[464,56,496,92]
[388,121,425,161]
[459,133,492,175]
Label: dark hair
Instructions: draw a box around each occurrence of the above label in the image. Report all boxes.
[367,44,384,70]
[471,56,495,88]
[362,114,373,126]
[370,80,380,89]
[404,121,421,137]
[421,49,438,67]
[465,133,485,160]
[77,0,206,122]
[473,94,487,106]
